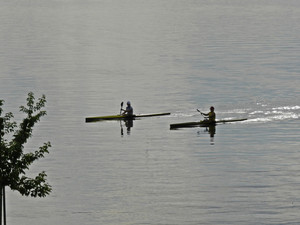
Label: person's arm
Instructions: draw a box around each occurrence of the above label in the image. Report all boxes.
[121,108,128,115]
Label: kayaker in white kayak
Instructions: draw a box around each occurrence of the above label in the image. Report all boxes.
[201,106,216,122]
[122,101,133,116]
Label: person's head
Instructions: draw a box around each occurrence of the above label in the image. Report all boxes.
[210,106,214,111]
[127,101,131,106]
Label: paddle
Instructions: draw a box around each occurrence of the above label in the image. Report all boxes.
[197,109,208,119]
[120,102,124,115]
[120,102,124,136]
[197,109,203,115]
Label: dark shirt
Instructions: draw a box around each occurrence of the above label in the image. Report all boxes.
[125,105,133,116]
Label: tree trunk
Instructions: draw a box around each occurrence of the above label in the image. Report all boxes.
[0,186,6,225]
[0,186,2,225]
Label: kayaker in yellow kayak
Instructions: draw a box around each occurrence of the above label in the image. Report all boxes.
[201,106,216,122]
[122,101,133,116]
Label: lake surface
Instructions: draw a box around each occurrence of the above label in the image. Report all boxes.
[1,0,300,224]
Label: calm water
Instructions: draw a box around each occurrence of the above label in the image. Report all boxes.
[1,0,300,224]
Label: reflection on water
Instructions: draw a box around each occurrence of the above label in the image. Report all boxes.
[120,119,133,136]
[207,125,216,145]
[197,125,216,145]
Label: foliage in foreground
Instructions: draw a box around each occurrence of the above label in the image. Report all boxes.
[0,92,51,197]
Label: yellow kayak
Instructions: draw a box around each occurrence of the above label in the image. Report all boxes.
[86,112,171,122]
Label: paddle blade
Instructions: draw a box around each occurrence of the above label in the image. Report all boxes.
[120,102,124,115]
